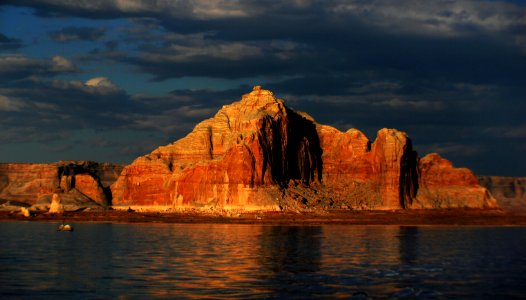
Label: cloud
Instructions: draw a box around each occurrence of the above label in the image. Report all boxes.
[125,88,243,135]
[0,33,23,51]
[0,74,236,148]
[18,0,523,85]
[377,98,446,111]
[0,75,132,139]
[48,26,106,42]
[418,143,483,157]
[142,41,264,64]
[330,0,526,38]
[1,1,525,174]
[7,0,252,19]
[0,95,25,111]
[485,125,526,139]
[0,54,76,82]
[84,77,121,93]
[51,55,75,71]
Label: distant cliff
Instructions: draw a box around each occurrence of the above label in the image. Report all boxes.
[479,176,526,212]
[0,161,123,211]
[110,86,497,210]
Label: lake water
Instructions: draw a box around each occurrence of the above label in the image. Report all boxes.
[1,222,525,299]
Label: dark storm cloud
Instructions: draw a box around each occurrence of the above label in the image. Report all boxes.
[126,87,250,135]
[0,33,23,51]
[0,77,132,139]
[56,0,523,92]
[0,54,76,82]
[1,0,525,174]
[121,39,312,81]
[9,1,524,83]
[48,26,106,42]
[0,69,234,146]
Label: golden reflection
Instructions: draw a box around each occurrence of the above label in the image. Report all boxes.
[112,224,271,298]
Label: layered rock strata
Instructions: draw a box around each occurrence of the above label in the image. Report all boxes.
[479,176,526,211]
[0,161,123,210]
[111,86,497,210]
[413,154,496,208]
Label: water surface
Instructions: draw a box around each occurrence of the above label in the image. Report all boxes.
[1,222,525,299]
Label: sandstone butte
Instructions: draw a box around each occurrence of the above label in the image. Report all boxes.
[109,86,497,211]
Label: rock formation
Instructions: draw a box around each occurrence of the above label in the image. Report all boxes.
[413,153,497,208]
[479,176,526,212]
[0,87,498,212]
[0,163,57,204]
[0,161,123,211]
[20,207,31,217]
[111,86,497,210]
[111,86,319,209]
[48,193,64,213]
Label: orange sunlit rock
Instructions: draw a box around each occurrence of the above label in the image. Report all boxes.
[413,153,497,208]
[111,86,496,210]
[0,161,121,209]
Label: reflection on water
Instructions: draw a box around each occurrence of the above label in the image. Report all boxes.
[258,226,322,297]
[1,223,526,299]
[398,226,419,265]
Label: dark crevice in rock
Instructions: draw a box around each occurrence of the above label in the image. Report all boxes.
[56,161,122,206]
[399,143,419,209]
[257,108,322,188]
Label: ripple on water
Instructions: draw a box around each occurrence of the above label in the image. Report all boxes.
[1,223,525,299]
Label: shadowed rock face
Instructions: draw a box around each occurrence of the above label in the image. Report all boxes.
[479,176,526,212]
[0,161,123,210]
[111,86,496,210]
[316,126,419,209]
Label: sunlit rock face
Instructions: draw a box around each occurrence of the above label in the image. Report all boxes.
[413,153,497,209]
[112,86,496,210]
[0,163,58,204]
[0,161,122,210]
[317,126,418,209]
[111,86,322,209]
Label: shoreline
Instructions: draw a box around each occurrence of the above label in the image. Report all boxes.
[1,209,526,226]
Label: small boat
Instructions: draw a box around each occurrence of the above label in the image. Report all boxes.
[57,223,74,232]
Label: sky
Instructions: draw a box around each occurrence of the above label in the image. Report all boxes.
[0,0,525,176]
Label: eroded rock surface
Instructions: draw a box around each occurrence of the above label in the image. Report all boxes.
[413,153,497,209]
[112,86,321,209]
[111,86,496,210]
[0,161,123,211]
[479,176,526,212]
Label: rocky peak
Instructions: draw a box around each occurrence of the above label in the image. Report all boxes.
[223,85,285,121]
[111,87,496,211]
[240,85,279,107]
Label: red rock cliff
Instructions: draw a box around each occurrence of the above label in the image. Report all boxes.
[0,163,58,203]
[111,86,322,209]
[317,126,418,209]
[413,153,497,209]
[0,161,123,208]
[111,86,496,210]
